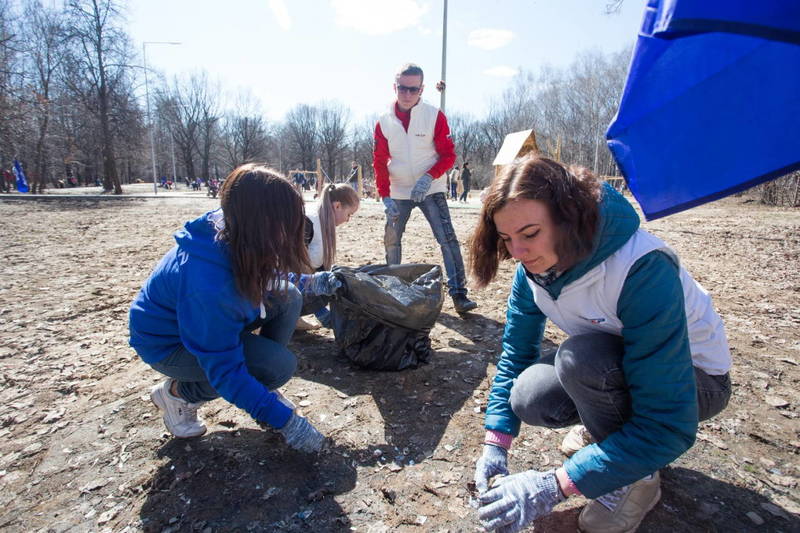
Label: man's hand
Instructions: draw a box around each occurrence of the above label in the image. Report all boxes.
[382,196,399,223]
[474,444,509,494]
[410,173,433,203]
[306,271,342,297]
[278,413,325,453]
[478,469,564,532]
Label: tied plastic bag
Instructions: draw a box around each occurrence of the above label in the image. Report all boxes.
[330,264,443,370]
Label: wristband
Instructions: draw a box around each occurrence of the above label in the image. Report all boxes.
[484,430,513,450]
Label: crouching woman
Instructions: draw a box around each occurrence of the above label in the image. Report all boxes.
[470,156,731,532]
[129,164,339,453]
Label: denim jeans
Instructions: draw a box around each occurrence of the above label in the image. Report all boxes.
[149,283,303,404]
[509,332,732,441]
[384,192,467,297]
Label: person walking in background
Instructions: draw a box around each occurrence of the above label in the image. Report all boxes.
[470,156,731,532]
[129,164,343,453]
[373,62,477,314]
[448,165,460,200]
[459,161,472,202]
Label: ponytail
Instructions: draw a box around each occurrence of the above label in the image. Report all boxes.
[316,183,361,270]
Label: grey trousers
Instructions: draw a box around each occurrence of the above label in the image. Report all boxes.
[509,333,731,441]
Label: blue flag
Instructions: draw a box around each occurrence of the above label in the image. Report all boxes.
[13,159,29,193]
[607,0,800,220]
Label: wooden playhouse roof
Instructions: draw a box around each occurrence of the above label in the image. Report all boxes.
[492,129,539,166]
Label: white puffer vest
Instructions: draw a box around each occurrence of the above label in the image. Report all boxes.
[306,206,324,270]
[527,229,731,375]
[378,101,448,200]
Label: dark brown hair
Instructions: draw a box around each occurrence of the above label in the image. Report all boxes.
[469,156,602,288]
[217,164,311,305]
[396,62,424,82]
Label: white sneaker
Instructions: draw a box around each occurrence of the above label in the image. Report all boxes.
[295,316,320,331]
[150,379,207,438]
[561,424,596,457]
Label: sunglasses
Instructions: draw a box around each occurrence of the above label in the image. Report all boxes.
[397,84,422,94]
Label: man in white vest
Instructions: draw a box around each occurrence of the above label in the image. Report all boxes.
[373,62,478,314]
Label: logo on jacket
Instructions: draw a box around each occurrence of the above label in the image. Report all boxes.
[414,133,426,137]
[586,317,606,324]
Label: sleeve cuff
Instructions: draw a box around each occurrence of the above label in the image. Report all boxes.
[485,430,514,450]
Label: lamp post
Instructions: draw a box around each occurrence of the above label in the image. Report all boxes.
[440,0,448,112]
[143,40,181,195]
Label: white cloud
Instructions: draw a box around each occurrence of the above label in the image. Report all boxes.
[331,0,429,36]
[269,0,291,31]
[483,66,519,77]
[468,28,514,50]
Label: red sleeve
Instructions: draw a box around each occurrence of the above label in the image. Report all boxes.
[426,111,457,179]
[373,122,391,199]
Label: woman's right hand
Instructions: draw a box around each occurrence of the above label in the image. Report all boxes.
[307,271,342,297]
[474,444,509,493]
[278,413,326,453]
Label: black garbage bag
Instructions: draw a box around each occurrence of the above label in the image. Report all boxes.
[329,264,443,371]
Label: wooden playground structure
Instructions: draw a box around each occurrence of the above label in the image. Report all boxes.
[288,158,367,197]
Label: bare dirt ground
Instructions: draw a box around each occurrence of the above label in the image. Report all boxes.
[0,187,798,533]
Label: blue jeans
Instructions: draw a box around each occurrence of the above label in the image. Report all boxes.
[149,283,303,404]
[384,192,467,297]
[509,333,731,440]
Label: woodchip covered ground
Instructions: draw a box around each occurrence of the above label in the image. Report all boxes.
[0,186,798,532]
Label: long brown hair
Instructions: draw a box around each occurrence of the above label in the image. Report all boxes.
[469,156,602,288]
[317,183,360,270]
[217,164,311,304]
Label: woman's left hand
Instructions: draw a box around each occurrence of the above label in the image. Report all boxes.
[477,469,563,532]
[307,271,342,297]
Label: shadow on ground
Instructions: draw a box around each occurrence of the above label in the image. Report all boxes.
[139,430,356,532]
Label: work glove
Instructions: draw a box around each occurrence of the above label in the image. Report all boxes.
[278,412,325,453]
[382,196,399,223]
[478,469,564,533]
[306,271,342,297]
[410,173,433,203]
[474,444,509,494]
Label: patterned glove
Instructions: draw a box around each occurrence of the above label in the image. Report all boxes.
[278,412,325,453]
[307,271,342,297]
[410,173,433,203]
[478,469,564,532]
[474,444,509,493]
[382,196,399,222]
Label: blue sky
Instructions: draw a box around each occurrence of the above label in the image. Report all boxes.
[128,0,646,122]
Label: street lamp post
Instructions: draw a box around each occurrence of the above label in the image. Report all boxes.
[440,0,448,112]
[142,40,181,195]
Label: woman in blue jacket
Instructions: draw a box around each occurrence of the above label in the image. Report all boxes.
[129,164,340,453]
[470,157,731,532]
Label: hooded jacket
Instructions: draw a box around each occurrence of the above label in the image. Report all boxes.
[484,185,730,497]
[129,210,292,429]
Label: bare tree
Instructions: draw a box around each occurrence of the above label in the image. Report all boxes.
[61,0,133,194]
[316,101,349,179]
[22,0,64,192]
[220,90,269,168]
[284,103,318,172]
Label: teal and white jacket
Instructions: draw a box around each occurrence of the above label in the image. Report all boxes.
[484,184,730,498]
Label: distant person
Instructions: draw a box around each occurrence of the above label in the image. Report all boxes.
[129,164,344,453]
[459,161,472,202]
[346,161,360,192]
[448,165,459,200]
[296,183,360,330]
[373,62,477,314]
[470,156,731,533]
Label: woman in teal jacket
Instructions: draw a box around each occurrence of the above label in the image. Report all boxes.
[129,164,340,453]
[470,157,731,533]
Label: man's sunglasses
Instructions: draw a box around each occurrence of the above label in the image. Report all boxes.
[397,84,422,94]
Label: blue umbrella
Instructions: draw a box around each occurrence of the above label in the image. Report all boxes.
[606,0,800,220]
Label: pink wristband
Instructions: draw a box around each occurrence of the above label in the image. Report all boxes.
[484,430,513,450]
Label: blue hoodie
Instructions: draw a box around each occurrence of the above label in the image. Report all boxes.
[129,210,292,429]
[485,185,698,497]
